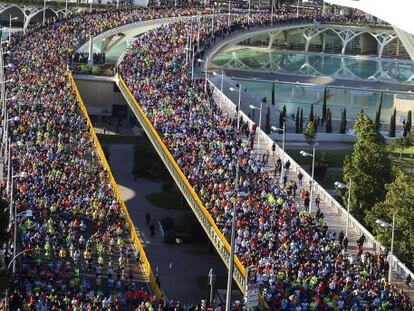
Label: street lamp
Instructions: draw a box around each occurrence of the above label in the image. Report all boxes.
[8,16,18,41]
[10,170,29,274]
[271,123,286,184]
[229,85,242,130]
[197,58,209,93]
[300,147,315,213]
[249,103,263,149]
[376,214,395,284]
[225,158,246,311]
[334,179,352,238]
[43,0,51,25]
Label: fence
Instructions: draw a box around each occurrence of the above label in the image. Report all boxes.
[116,75,247,293]
[209,79,414,284]
[68,71,162,298]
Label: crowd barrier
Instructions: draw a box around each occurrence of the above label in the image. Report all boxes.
[116,75,249,294]
[68,72,162,298]
[209,79,414,284]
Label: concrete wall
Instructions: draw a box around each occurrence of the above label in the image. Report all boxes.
[74,76,127,116]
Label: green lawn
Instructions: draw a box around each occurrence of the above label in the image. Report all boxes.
[286,148,353,168]
[145,192,185,210]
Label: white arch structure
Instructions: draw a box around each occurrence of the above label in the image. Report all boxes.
[0,4,68,32]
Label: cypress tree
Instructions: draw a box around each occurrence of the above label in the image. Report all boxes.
[278,111,284,134]
[389,108,396,137]
[282,105,287,119]
[295,107,300,133]
[406,110,412,136]
[299,108,304,133]
[375,96,382,131]
[340,108,347,134]
[271,83,275,106]
[326,109,332,133]
[322,87,328,125]
[309,104,314,123]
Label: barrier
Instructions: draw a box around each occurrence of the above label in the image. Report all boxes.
[210,79,414,284]
[68,72,162,298]
[117,75,247,293]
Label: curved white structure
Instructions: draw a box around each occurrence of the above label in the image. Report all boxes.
[325,0,414,60]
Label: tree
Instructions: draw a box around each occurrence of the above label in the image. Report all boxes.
[309,104,314,123]
[304,121,316,148]
[295,107,300,134]
[299,108,304,133]
[265,107,271,134]
[342,113,394,223]
[365,172,414,268]
[339,108,347,134]
[375,93,383,131]
[389,108,396,138]
[326,109,332,133]
[271,83,275,106]
[404,110,412,137]
[322,87,328,125]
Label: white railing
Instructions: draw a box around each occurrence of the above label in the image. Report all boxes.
[209,79,414,284]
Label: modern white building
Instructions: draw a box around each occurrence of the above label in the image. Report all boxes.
[324,0,414,61]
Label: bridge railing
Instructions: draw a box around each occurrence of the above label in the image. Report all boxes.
[116,75,247,293]
[209,79,414,284]
[68,72,162,298]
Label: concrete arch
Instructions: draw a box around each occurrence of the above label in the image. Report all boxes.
[24,8,58,29]
[0,5,26,26]
[343,31,378,56]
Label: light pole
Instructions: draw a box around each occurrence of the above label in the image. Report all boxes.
[296,0,300,18]
[228,0,231,27]
[65,0,68,14]
[376,214,395,284]
[271,0,274,25]
[300,146,315,213]
[8,16,18,41]
[249,103,263,149]
[334,179,352,238]
[271,123,286,184]
[197,58,209,93]
[10,171,29,274]
[43,0,47,25]
[225,157,247,311]
[89,0,93,12]
[229,85,242,130]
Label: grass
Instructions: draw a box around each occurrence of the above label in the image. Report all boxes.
[96,134,139,144]
[286,148,353,168]
[145,192,185,210]
[317,170,343,189]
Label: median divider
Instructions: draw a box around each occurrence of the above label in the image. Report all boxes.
[68,71,162,298]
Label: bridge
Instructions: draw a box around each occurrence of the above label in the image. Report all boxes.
[100,17,414,303]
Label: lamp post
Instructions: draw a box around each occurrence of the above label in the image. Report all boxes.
[229,85,242,130]
[376,214,395,284]
[8,16,18,41]
[334,179,352,238]
[300,146,315,213]
[43,0,47,25]
[225,157,246,311]
[271,123,286,184]
[271,0,274,25]
[228,0,231,27]
[10,170,29,274]
[249,103,263,149]
[197,58,209,93]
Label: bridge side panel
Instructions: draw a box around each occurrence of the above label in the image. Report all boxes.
[117,76,247,293]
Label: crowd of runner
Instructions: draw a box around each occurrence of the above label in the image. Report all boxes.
[0,3,411,311]
[120,9,412,311]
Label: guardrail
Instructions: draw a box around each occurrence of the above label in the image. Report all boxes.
[116,75,247,293]
[209,79,414,284]
[68,72,162,298]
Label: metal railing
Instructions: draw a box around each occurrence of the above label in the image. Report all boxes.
[116,75,247,294]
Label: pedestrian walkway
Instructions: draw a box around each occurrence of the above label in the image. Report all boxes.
[212,89,414,303]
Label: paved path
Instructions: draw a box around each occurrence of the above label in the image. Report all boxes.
[107,143,229,303]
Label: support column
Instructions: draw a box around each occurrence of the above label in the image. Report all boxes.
[88,35,93,67]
